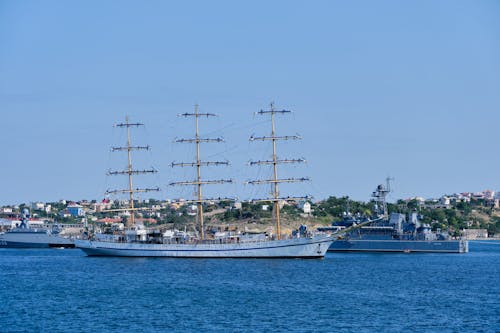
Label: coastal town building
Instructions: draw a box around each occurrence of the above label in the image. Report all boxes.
[483,190,495,200]
[58,210,71,218]
[187,205,197,216]
[1,207,13,214]
[299,201,311,214]
[67,203,85,217]
[93,199,112,212]
[169,200,186,210]
[462,229,488,239]
[97,217,123,224]
[31,202,45,210]
[440,196,450,206]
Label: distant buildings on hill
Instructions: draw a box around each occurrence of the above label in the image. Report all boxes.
[404,189,500,209]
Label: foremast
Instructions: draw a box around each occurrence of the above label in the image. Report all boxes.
[247,103,309,240]
[169,105,232,240]
[106,116,160,227]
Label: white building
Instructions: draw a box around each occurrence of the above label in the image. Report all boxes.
[440,196,450,206]
[120,211,131,217]
[483,190,495,200]
[31,202,45,210]
[151,205,162,211]
[187,205,197,216]
[408,197,425,205]
[300,201,311,214]
[462,229,488,239]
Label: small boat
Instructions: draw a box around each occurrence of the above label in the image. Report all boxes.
[0,208,74,248]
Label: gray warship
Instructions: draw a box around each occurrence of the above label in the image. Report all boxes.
[0,208,74,248]
[326,180,469,253]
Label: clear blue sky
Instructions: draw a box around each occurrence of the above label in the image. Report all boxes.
[0,0,499,205]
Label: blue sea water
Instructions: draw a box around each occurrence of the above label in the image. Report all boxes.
[0,242,498,333]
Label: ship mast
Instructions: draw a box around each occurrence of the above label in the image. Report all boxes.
[372,177,393,218]
[106,116,160,227]
[169,105,232,240]
[247,103,309,240]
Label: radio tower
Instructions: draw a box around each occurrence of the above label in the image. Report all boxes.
[169,105,232,240]
[247,103,309,240]
[106,116,160,227]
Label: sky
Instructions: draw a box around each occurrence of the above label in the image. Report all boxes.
[0,0,499,206]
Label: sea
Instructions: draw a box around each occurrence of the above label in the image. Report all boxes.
[0,242,498,333]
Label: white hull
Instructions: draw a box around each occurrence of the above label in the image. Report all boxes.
[75,235,332,258]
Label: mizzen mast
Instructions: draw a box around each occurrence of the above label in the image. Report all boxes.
[106,115,160,227]
[247,103,309,240]
[169,105,232,240]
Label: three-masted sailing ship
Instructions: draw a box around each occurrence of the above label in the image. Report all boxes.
[75,106,332,258]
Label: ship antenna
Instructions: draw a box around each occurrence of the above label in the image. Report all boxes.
[170,104,233,240]
[247,102,309,240]
[106,115,160,227]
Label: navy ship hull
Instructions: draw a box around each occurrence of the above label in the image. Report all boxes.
[329,239,468,253]
[0,209,74,248]
[0,231,75,248]
[0,241,75,248]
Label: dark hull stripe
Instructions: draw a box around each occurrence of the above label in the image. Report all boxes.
[84,253,324,259]
[49,243,75,248]
[0,242,50,248]
[328,249,463,253]
[0,242,74,248]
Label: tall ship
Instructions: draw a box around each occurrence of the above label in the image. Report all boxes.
[75,106,332,258]
[0,208,74,248]
[328,179,469,253]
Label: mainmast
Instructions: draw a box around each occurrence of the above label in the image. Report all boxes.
[247,103,309,240]
[106,116,160,227]
[372,177,393,218]
[169,105,232,240]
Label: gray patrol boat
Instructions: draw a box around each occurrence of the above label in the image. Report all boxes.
[0,208,74,248]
